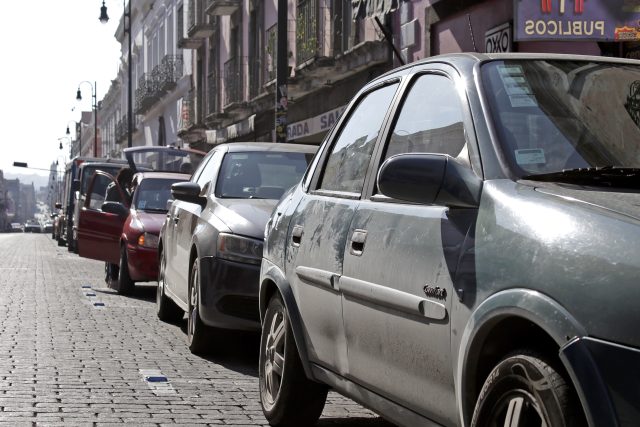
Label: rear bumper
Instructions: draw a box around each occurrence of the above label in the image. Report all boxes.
[198,255,260,331]
[560,336,640,426]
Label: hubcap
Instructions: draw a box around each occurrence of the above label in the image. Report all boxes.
[263,309,285,405]
[492,390,546,427]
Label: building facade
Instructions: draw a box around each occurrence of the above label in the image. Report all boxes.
[95,0,639,154]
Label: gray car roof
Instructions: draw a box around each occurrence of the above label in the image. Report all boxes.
[217,142,318,154]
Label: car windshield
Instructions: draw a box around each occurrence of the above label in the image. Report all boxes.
[216,151,313,199]
[133,177,184,212]
[481,59,640,178]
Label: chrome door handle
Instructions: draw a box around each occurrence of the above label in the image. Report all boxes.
[173,215,179,224]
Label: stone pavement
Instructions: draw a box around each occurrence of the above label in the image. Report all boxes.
[0,234,396,426]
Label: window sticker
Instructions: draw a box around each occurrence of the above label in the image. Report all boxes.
[138,200,146,209]
[515,148,546,165]
[497,65,538,108]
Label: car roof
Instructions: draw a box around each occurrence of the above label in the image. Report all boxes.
[216,142,318,154]
[374,52,640,81]
[133,171,191,180]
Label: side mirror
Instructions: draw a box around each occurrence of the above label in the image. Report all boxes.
[101,201,129,217]
[171,182,206,206]
[377,153,482,208]
[55,202,62,209]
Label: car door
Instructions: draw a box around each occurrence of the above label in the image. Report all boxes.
[341,70,479,425]
[286,81,400,373]
[77,171,129,264]
[166,150,223,305]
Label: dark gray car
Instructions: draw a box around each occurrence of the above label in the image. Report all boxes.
[258,53,640,427]
[156,142,317,355]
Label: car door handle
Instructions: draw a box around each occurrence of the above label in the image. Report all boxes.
[350,229,367,256]
[291,225,303,247]
[173,215,179,225]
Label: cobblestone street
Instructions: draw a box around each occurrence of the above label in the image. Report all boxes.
[0,234,394,426]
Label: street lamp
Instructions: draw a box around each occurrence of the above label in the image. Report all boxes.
[58,137,72,151]
[76,81,98,157]
[99,0,133,149]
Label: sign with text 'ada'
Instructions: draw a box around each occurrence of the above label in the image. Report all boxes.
[514,0,640,41]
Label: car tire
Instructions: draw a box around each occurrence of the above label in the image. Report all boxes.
[471,352,584,427]
[187,257,215,354]
[259,293,328,426]
[115,246,135,295]
[157,251,183,323]
[57,236,65,247]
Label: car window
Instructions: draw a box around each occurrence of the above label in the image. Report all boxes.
[384,74,468,162]
[216,151,313,199]
[81,165,123,195]
[195,150,223,191]
[319,83,399,194]
[86,174,115,211]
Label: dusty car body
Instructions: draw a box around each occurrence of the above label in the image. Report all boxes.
[258,53,640,427]
[156,143,317,355]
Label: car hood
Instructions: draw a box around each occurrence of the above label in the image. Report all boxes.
[133,211,166,234]
[531,182,640,223]
[213,198,279,238]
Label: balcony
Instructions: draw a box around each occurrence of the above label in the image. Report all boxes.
[205,0,240,15]
[115,114,138,144]
[158,55,184,93]
[205,73,229,127]
[135,73,159,115]
[188,0,214,39]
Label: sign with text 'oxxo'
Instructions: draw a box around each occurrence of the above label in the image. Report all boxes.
[485,23,512,53]
[515,0,640,41]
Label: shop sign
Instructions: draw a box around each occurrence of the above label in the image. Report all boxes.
[514,0,640,41]
[287,105,347,140]
[485,23,512,53]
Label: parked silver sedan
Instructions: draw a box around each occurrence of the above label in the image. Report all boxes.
[156,142,317,355]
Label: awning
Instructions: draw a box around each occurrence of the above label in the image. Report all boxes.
[352,0,406,20]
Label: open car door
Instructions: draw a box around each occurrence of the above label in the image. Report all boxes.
[77,171,129,264]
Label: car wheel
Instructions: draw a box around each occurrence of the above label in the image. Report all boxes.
[187,258,215,354]
[157,251,183,323]
[57,236,65,247]
[115,246,135,295]
[471,352,584,427]
[259,293,328,426]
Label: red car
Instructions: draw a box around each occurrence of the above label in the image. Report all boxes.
[76,147,206,294]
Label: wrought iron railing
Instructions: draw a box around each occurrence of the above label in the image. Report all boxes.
[224,57,243,106]
[296,0,318,65]
[158,54,184,93]
[135,74,156,114]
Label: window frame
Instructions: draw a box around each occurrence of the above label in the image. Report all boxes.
[364,65,483,203]
[308,77,404,200]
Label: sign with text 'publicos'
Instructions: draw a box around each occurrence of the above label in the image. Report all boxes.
[515,0,640,41]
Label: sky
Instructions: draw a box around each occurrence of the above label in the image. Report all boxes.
[0,1,123,178]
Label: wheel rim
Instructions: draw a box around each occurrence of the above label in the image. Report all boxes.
[188,262,198,342]
[263,307,286,406]
[490,389,546,427]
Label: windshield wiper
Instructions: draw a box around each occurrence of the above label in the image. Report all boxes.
[522,166,640,188]
[140,207,167,213]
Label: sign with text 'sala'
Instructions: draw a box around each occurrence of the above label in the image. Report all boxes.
[514,0,640,41]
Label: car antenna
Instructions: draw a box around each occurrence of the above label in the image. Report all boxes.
[467,14,478,52]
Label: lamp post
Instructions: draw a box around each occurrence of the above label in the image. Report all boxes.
[76,81,98,157]
[99,0,133,149]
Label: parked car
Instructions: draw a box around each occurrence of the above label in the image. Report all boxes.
[43,220,53,234]
[156,143,317,355]
[23,222,42,233]
[257,53,640,427]
[9,223,23,233]
[76,146,206,294]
